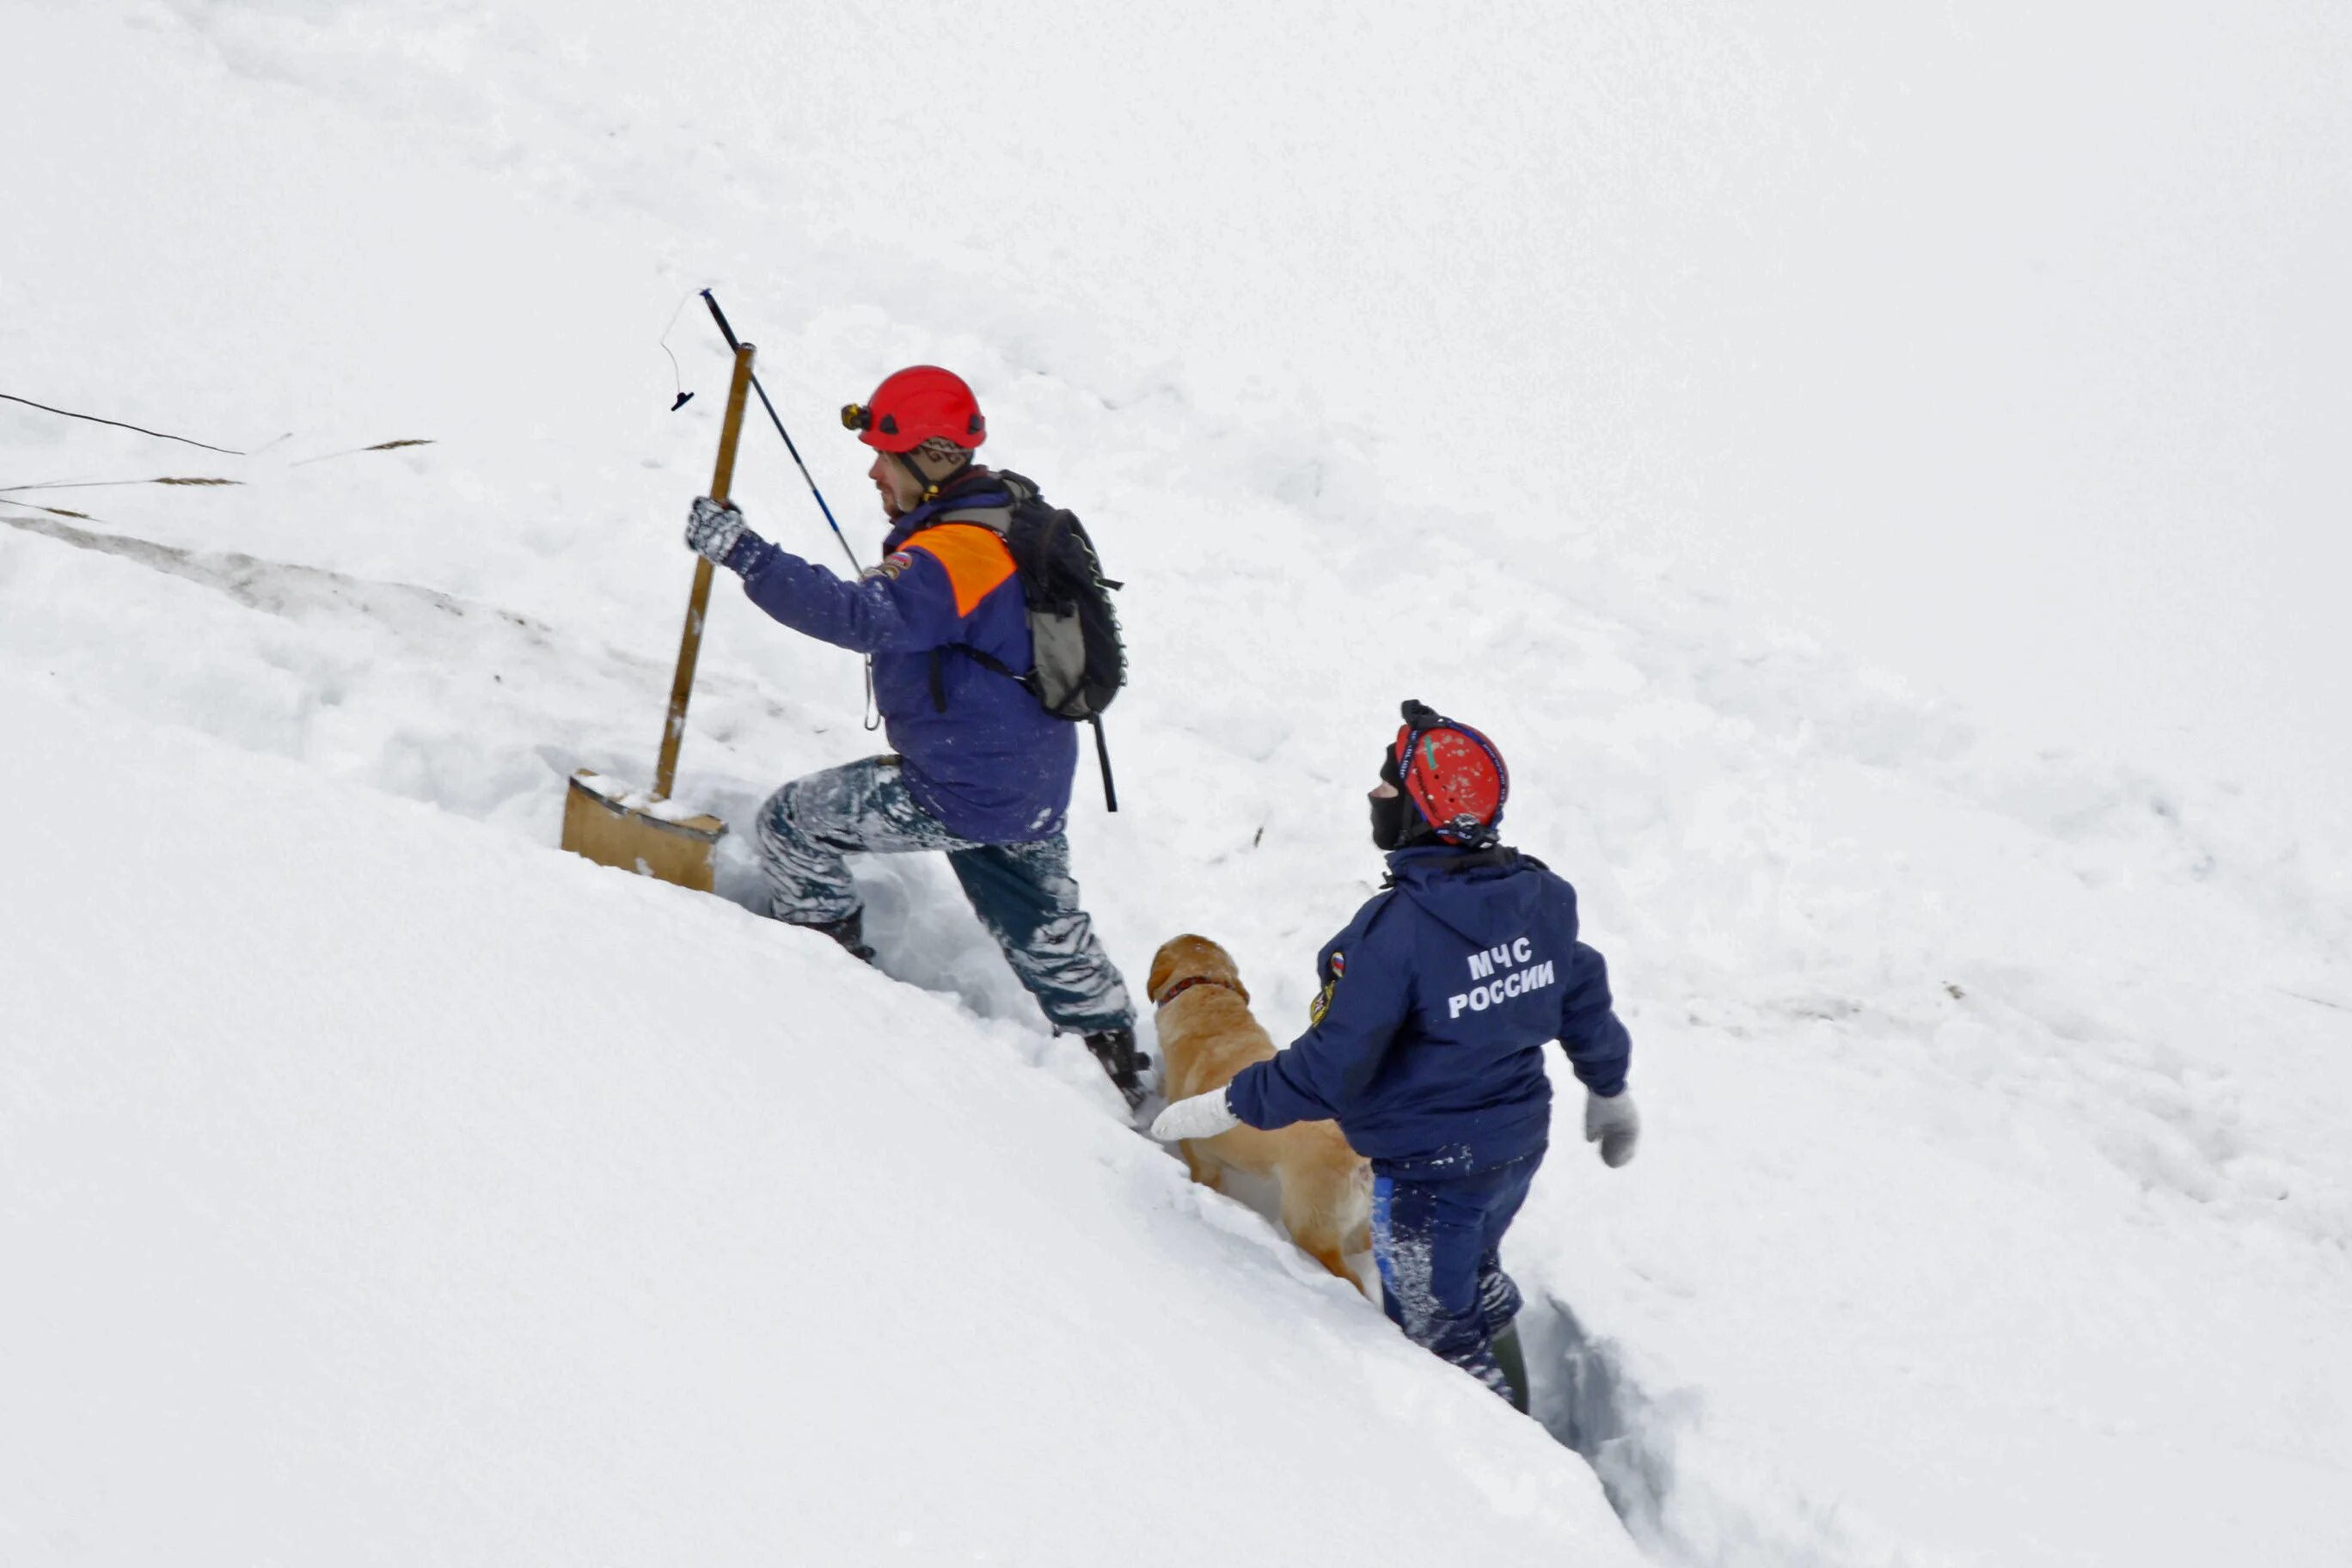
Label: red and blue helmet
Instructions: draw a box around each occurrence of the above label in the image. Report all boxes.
[1383,700,1509,847]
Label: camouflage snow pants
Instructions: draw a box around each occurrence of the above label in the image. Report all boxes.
[756,756,1135,1036]
[1371,1152,1541,1401]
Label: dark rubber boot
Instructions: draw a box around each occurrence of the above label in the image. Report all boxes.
[1491,1324,1531,1414]
[799,909,876,965]
[1082,1026,1151,1112]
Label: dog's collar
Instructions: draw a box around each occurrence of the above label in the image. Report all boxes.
[1155,976,1244,1011]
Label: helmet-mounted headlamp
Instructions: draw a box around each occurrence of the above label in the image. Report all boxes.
[842,367,985,453]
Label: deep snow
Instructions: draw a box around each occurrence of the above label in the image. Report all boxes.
[0,666,1637,1565]
[4,3,2349,1565]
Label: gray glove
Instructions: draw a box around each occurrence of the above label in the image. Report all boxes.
[684,495,757,568]
[1584,1090,1639,1167]
[1149,1088,1241,1142]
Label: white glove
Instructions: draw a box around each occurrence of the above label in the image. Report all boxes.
[1584,1090,1639,1167]
[683,494,752,567]
[1150,1089,1241,1142]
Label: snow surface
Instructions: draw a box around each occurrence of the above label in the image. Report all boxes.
[2,667,1634,1564]
[5,3,2349,1565]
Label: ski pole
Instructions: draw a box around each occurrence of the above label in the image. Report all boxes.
[700,290,860,573]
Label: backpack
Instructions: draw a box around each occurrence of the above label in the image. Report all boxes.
[928,470,1128,808]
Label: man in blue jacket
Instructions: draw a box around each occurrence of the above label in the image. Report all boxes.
[1151,701,1639,1406]
[682,365,1144,1107]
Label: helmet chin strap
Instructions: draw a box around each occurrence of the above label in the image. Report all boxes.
[894,448,972,504]
[890,450,936,503]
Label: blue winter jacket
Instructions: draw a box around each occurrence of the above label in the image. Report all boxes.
[726,470,1075,842]
[1226,844,1632,1179]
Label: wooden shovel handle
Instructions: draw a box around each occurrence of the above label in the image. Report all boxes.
[653,341,757,801]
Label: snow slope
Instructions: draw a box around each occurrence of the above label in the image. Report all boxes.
[0,667,1635,1565]
[5,3,2349,1565]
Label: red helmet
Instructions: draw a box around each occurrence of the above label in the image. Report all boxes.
[1386,701,1509,846]
[840,365,987,454]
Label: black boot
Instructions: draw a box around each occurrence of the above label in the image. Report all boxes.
[1082,1026,1151,1112]
[797,909,876,965]
[1491,1324,1531,1415]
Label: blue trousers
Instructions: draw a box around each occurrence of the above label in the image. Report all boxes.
[756,756,1134,1036]
[1372,1152,1541,1400]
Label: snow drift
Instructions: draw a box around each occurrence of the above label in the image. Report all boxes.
[0,668,1637,1565]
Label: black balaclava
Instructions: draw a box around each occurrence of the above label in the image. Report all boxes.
[1370,700,1467,850]
[1370,744,1418,850]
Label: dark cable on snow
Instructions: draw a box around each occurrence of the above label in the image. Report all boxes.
[287,438,435,469]
[0,476,241,493]
[1,392,248,456]
[0,497,108,524]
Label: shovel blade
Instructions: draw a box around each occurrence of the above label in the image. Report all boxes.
[560,769,727,892]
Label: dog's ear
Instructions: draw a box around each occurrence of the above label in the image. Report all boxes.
[1146,938,1188,1004]
[1199,940,1249,1004]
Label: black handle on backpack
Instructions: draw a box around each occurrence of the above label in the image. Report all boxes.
[1091,715,1118,813]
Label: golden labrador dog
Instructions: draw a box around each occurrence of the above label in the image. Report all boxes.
[1148,934,1373,1295]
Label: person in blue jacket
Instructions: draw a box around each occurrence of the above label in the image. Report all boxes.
[1150,701,1639,1406]
[682,365,1145,1107]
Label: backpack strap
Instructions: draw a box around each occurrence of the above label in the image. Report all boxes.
[1090,714,1118,813]
[903,518,1023,716]
[931,474,1024,530]
[934,499,1014,530]
[928,643,1021,712]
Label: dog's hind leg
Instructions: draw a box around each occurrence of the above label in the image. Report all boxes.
[1303,1240,1358,1288]
[1339,1168,1375,1296]
[1286,1179,1373,1296]
[1180,1142,1225,1192]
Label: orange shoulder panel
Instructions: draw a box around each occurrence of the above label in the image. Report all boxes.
[904,524,1017,618]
